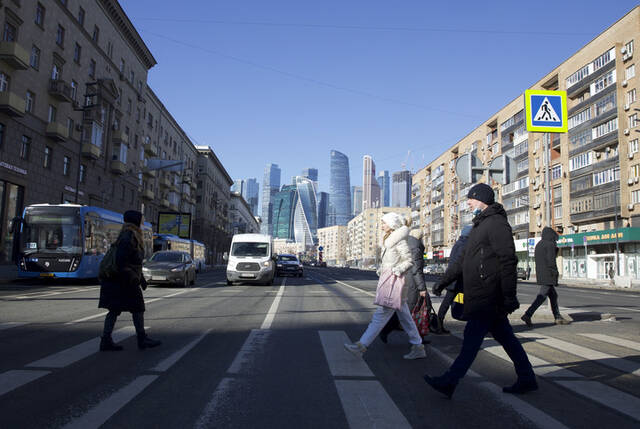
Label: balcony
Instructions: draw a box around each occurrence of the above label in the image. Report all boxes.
[160,198,170,208]
[81,142,101,159]
[0,41,29,70]
[0,91,25,116]
[110,159,126,175]
[142,167,156,178]
[112,129,129,145]
[45,122,68,142]
[169,203,179,212]
[48,79,73,103]
[159,175,171,189]
[142,189,154,200]
[142,141,157,156]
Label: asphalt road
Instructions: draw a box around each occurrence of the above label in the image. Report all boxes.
[0,267,639,428]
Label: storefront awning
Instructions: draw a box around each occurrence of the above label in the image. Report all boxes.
[557,227,640,247]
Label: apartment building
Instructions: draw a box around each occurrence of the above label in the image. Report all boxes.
[229,193,260,235]
[413,6,640,281]
[317,225,347,266]
[346,206,411,267]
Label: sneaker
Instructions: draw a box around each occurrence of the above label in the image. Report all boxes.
[343,341,366,357]
[423,374,457,399]
[555,317,570,325]
[503,379,538,394]
[137,335,162,350]
[521,314,533,327]
[379,330,389,344]
[403,344,427,360]
[99,336,123,352]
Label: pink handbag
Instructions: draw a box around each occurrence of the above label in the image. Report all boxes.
[374,269,404,310]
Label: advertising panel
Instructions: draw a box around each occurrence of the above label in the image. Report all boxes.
[157,212,191,238]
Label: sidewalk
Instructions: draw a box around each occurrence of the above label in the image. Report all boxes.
[520,276,640,291]
[0,264,18,284]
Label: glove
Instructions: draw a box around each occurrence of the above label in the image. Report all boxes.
[503,296,519,314]
[431,282,443,297]
[140,277,148,291]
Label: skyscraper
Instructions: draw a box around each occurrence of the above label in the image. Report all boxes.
[318,192,329,229]
[244,178,259,216]
[231,179,244,195]
[329,150,351,226]
[351,186,363,216]
[294,176,318,247]
[271,185,298,240]
[363,155,380,210]
[392,170,412,207]
[377,170,390,207]
[261,163,281,235]
[302,168,319,191]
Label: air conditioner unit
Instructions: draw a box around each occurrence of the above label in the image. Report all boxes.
[532,148,537,154]
[537,221,542,227]
[625,104,631,111]
[622,80,628,87]
[621,46,627,54]
[630,152,635,159]
[534,184,540,190]
[535,166,540,172]
[533,203,540,209]
[595,152,601,158]
[624,129,631,135]
[628,178,635,185]
[606,146,611,152]
[623,53,629,61]
[635,177,639,183]
[628,204,635,210]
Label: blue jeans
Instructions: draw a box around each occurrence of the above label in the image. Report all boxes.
[445,314,535,383]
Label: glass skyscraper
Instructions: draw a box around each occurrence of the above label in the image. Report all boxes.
[392,170,412,207]
[351,185,362,216]
[261,163,281,235]
[244,178,259,216]
[294,176,318,246]
[271,185,298,240]
[318,192,329,229]
[301,168,318,191]
[377,170,390,207]
[329,150,351,226]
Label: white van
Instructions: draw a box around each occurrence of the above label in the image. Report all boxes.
[225,234,275,285]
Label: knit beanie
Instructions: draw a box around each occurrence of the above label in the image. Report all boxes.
[467,183,495,205]
[123,210,143,226]
[381,212,405,230]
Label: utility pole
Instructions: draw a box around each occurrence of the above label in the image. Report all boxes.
[544,133,551,227]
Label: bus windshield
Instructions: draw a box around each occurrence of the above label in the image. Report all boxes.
[231,242,269,257]
[22,212,82,255]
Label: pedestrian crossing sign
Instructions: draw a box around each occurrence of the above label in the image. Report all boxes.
[525,90,567,133]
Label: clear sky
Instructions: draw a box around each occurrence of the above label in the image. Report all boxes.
[121,0,639,195]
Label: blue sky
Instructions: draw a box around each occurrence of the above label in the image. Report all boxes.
[121,0,639,194]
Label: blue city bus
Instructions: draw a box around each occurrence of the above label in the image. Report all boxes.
[15,204,152,279]
[153,234,206,272]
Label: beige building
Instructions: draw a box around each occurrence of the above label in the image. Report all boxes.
[230,193,260,235]
[413,7,640,282]
[317,225,347,266]
[346,207,411,267]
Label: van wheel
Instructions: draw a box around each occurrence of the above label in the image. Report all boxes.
[226,280,233,286]
[182,274,189,288]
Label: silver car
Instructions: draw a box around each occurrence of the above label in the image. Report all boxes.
[143,251,196,287]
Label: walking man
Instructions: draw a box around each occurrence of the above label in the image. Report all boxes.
[424,183,537,398]
[521,227,569,327]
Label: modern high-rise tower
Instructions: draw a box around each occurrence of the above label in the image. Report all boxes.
[271,184,298,240]
[294,176,318,247]
[261,163,281,235]
[244,178,259,216]
[329,150,351,226]
[351,186,362,216]
[318,192,329,229]
[377,170,390,207]
[363,155,380,210]
[392,170,412,207]
[301,168,319,191]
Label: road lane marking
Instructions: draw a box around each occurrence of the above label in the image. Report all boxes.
[0,322,27,331]
[194,377,235,429]
[227,329,271,374]
[0,369,51,396]
[26,327,136,368]
[66,312,108,325]
[61,375,158,429]
[518,332,640,377]
[580,333,640,352]
[9,287,100,300]
[259,278,286,330]
[310,275,375,297]
[614,306,640,313]
[151,329,212,372]
[318,331,373,377]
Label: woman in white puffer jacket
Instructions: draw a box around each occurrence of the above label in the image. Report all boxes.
[344,212,426,360]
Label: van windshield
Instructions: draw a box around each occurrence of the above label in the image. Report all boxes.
[231,242,269,257]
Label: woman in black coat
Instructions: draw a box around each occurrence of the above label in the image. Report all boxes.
[99,210,161,351]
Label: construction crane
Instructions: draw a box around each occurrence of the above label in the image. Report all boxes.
[401,150,411,171]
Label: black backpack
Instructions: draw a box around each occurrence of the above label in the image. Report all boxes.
[99,242,119,280]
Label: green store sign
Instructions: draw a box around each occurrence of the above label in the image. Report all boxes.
[557,227,640,247]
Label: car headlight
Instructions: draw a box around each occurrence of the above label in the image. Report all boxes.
[277,264,283,267]
[142,267,150,272]
[171,265,184,272]
[262,261,271,267]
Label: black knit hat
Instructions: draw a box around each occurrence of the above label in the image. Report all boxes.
[123,210,143,226]
[467,183,494,205]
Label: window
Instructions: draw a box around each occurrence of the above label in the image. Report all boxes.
[78,7,85,26]
[592,47,615,71]
[570,176,591,193]
[568,108,591,129]
[590,69,616,96]
[566,64,592,88]
[630,113,639,129]
[569,152,593,171]
[43,146,51,169]
[56,25,65,47]
[630,139,640,155]
[551,164,562,180]
[632,189,640,204]
[92,26,100,43]
[119,58,125,73]
[25,91,34,113]
[554,204,562,220]
[625,40,634,56]
[63,156,70,176]
[3,21,17,42]
[627,89,637,106]
[73,43,81,63]
[89,59,96,78]
[516,158,528,173]
[67,117,74,137]
[593,191,617,210]
[20,135,30,160]
[0,123,4,150]
[0,72,9,92]
[30,45,40,69]
[48,105,56,123]
[70,80,77,101]
[592,117,618,139]
[35,3,45,27]
[594,92,616,116]
[79,164,86,183]
[631,163,640,179]
[626,64,636,80]
[107,41,113,59]
[570,128,592,148]
[592,167,619,186]
[570,196,593,214]
[51,63,60,80]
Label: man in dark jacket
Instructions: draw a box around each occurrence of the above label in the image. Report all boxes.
[432,224,472,334]
[99,210,161,351]
[424,183,537,398]
[521,227,569,327]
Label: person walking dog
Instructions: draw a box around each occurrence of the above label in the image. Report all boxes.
[98,210,161,351]
[521,227,569,327]
[344,212,426,360]
[424,184,537,398]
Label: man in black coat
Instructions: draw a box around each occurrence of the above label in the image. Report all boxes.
[521,227,569,327]
[424,183,537,398]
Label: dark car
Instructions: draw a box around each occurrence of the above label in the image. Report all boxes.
[516,267,527,280]
[276,254,303,277]
[143,251,197,287]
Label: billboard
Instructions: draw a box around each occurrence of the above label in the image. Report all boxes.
[157,212,191,238]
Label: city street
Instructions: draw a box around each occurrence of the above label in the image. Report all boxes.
[0,267,639,428]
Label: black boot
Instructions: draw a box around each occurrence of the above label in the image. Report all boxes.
[438,317,450,334]
[503,378,538,394]
[137,335,161,349]
[424,374,457,399]
[100,336,123,352]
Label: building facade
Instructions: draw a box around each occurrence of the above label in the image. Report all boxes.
[244,177,259,216]
[351,185,362,216]
[362,155,380,210]
[230,193,260,235]
[260,163,281,235]
[377,170,390,207]
[317,225,347,266]
[317,191,329,229]
[392,170,412,207]
[293,176,318,247]
[271,184,297,240]
[413,7,640,282]
[329,149,351,226]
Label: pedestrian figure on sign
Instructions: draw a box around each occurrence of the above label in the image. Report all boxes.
[344,212,427,360]
[98,210,161,351]
[425,184,537,398]
[521,227,570,328]
[540,101,552,120]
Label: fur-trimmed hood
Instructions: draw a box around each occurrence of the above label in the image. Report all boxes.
[383,225,410,249]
